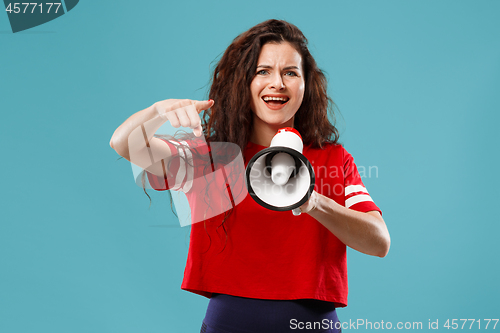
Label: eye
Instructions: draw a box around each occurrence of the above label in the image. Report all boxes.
[256,70,269,75]
[285,71,298,76]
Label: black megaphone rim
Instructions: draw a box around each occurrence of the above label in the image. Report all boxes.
[245,146,315,211]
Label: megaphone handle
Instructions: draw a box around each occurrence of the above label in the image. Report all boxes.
[292,208,302,216]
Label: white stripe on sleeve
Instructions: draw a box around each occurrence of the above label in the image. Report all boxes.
[179,140,194,193]
[168,141,193,191]
[345,185,368,196]
[345,194,374,208]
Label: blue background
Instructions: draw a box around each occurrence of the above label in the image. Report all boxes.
[1,0,499,332]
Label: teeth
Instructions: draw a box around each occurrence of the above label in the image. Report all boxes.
[263,96,289,102]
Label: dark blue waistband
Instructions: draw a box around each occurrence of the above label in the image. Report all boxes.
[202,293,341,333]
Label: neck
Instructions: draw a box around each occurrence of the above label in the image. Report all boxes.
[250,117,295,147]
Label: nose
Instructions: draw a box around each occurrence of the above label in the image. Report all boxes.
[269,73,285,90]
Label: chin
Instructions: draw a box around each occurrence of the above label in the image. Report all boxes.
[252,108,296,128]
[263,117,293,127]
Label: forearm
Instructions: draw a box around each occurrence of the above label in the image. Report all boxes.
[305,192,390,257]
[110,103,167,160]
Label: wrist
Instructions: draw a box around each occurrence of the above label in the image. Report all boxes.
[152,102,164,118]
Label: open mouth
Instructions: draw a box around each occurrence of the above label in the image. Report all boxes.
[262,96,290,106]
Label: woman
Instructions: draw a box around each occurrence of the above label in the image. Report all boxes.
[110,19,390,333]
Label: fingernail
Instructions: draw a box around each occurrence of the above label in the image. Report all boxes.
[208,99,214,102]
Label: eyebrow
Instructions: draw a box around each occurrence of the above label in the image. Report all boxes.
[256,65,300,71]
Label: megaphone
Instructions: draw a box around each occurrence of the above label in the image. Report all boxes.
[245,127,315,215]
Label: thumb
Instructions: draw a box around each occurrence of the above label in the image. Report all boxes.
[299,191,319,215]
[193,124,203,137]
[193,99,214,113]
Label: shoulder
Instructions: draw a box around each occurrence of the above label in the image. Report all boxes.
[304,142,362,173]
[304,141,347,159]
[302,142,345,171]
[305,141,343,151]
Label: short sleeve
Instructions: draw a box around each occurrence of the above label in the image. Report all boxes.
[145,137,208,193]
[343,148,382,215]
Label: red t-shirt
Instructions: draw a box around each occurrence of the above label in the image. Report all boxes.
[147,139,381,308]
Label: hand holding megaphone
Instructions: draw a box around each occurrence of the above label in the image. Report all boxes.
[245,128,315,215]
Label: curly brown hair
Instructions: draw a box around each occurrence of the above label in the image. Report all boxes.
[203,19,339,153]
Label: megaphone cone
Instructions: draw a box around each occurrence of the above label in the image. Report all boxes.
[245,128,315,212]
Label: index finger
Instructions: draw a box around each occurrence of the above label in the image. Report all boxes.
[193,99,214,113]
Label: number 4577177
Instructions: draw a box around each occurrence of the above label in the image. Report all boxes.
[443,319,498,330]
[5,3,62,14]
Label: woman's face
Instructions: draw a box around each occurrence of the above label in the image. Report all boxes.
[250,42,305,128]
